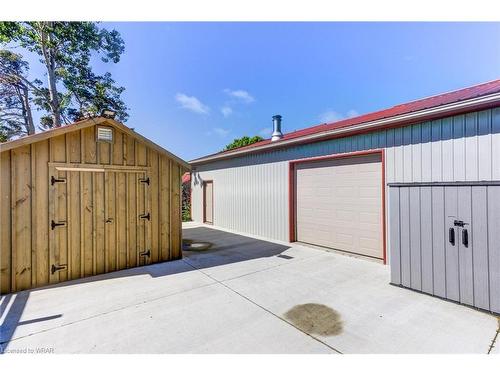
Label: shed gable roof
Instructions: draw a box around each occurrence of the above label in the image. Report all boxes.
[0,117,190,170]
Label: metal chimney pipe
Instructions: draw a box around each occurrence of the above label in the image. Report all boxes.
[271,115,283,141]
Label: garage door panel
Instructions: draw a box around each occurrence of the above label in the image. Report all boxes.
[295,154,383,259]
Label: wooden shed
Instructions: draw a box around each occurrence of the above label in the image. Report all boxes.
[0,117,190,294]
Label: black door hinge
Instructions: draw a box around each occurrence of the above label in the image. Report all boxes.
[139,213,150,220]
[51,176,66,185]
[139,177,150,185]
[139,250,151,257]
[51,220,66,230]
[51,264,67,274]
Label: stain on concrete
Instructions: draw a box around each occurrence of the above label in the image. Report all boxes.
[182,239,213,252]
[284,303,343,336]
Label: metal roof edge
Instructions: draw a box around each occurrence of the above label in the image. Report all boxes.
[190,92,500,166]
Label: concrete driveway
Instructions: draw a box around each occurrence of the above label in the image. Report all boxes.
[1,223,498,354]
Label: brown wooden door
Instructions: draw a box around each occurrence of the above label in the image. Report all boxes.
[203,181,213,224]
[49,168,151,282]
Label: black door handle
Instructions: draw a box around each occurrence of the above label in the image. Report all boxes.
[462,228,469,247]
[449,227,455,245]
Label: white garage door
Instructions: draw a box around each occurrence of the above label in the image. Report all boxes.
[295,154,383,259]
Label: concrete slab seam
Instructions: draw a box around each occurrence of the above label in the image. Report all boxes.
[181,259,342,354]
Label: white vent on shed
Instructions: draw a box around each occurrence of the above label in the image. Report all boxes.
[97,127,113,142]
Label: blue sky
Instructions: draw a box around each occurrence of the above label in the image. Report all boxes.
[19,22,500,161]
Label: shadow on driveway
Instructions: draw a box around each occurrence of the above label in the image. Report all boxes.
[1,225,289,352]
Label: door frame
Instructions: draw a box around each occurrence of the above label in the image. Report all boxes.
[288,149,387,264]
[203,180,214,224]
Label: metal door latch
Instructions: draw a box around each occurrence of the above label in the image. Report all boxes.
[139,177,150,185]
[139,213,150,220]
[139,250,151,257]
[51,220,66,230]
[51,264,67,274]
[51,176,66,185]
[453,220,465,227]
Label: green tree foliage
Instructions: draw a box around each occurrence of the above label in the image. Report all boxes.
[0,21,128,130]
[224,135,264,151]
[0,50,35,139]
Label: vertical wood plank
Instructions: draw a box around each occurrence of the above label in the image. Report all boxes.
[116,172,127,269]
[431,186,446,298]
[68,171,81,280]
[113,130,124,165]
[137,171,146,266]
[105,172,116,272]
[48,165,58,285]
[82,127,97,164]
[55,168,68,282]
[124,135,135,166]
[170,162,181,259]
[149,150,159,263]
[67,131,81,163]
[32,141,50,287]
[94,172,105,274]
[471,186,489,311]
[159,156,170,260]
[0,151,12,294]
[81,171,94,277]
[98,142,111,165]
[11,145,32,291]
[136,142,147,167]
[127,172,137,267]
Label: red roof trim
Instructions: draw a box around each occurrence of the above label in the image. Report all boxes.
[192,79,500,162]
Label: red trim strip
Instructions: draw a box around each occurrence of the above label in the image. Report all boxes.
[288,149,387,264]
[192,99,500,165]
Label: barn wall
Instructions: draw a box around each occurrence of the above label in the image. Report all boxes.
[0,124,183,294]
[192,107,500,244]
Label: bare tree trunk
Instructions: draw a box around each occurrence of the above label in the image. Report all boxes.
[20,85,35,134]
[40,22,62,128]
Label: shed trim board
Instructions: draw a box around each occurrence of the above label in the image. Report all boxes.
[288,149,387,263]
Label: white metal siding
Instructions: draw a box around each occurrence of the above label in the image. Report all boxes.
[192,108,500,245]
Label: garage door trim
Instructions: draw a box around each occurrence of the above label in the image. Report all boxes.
[288,149,387,263]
